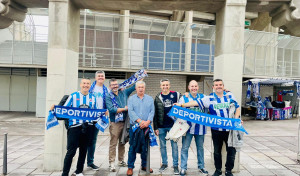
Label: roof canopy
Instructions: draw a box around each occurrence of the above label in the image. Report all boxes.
[245,78,299,86]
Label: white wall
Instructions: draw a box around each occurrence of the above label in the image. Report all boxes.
[28,76,37,111]
[0,75,36,112]
[0,75,10,111]
[36,77,47,117]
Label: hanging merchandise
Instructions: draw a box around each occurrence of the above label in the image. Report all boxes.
[273,108,281,120]
[252,82,260,98]
[295,81,300,99]
[246,81,252,99]
[256,96,266,120]
[244,78,300,121]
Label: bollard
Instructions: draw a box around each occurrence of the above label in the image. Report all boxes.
[146,138,150,175]
[3,133,7,175]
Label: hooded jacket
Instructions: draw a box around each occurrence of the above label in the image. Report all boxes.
[153,91,181,130]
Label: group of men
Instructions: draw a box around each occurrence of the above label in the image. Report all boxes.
[52,70,241,176]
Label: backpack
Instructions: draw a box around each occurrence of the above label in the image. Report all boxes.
[56,95,70,130]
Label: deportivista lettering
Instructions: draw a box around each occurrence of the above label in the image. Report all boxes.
[213,102,230,110]
[173,108,232,127]
[168,106,248,134]
[55,107,102,119]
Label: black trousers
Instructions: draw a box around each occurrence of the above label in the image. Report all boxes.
[62,125,92,176]
[211,129,236,172]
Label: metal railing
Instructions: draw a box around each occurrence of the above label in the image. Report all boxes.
[0,11,299,77]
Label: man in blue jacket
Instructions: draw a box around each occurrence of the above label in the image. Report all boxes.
[106,78,135,172]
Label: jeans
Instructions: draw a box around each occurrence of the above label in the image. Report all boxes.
[62,125,92,176]
[87,125,99,166]
[127,126,148,169]
[158,128,178,167]
[211,129,236,172]
[180,133,205,170]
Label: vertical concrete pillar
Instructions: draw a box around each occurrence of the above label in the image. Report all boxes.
[184,11,193,72]
[298,99,300,161]
[43,0,80,171]
[214,0,247,172]
[120,10,130,68]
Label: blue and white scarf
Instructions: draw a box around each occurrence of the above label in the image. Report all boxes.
[168,106,248,134]
[109,92,124,123]
[132,123,158,147]
[89,82,109,109]
[295,81,300,99]
[252,82,260,98]
[256,96,266,120]
[46,106,109,132]
[118,69,148,89]
[246,81,252,99]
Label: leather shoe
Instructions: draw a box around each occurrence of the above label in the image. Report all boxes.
[141,167,153,173]
[127,168,133,176]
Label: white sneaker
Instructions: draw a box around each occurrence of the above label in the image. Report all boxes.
[118,160,127,167]
[71,173,84,176]
[109,162,116,172]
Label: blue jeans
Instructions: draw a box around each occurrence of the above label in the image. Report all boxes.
[87,125,99,166]
[158,128,178,167]
[180,133,205,170]
[127,127,148,169]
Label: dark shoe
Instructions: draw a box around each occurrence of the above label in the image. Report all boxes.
[127,168,133,176]
[199,168,208,175]
[225,170,234,176]
[141,167,153,173]
[212,169,222,176]
[174,166,179,175]
[87,163,99,171]
[159,164,168,172]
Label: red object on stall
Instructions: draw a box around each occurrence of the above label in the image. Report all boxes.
[277,91,283,101]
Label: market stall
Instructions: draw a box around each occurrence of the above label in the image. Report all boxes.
[243,78,300,120]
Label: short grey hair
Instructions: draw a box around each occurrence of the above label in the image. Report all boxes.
[109,78,117,85]
[160,78,170,85]
[95,70,105,78]
[136,80,146,87]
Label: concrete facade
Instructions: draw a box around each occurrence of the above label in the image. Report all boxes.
[184,11,193,72]
[43,0,80,171]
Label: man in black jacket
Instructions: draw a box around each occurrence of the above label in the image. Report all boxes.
[153,78,181,175]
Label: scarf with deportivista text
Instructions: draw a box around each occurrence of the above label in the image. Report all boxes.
[168,106,248,134]
[46,106,109,132]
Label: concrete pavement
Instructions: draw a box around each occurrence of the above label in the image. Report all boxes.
[0,112,300,176]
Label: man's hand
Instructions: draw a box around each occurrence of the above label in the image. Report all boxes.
[224,88,230,92]
[143,120,150,128]
[173,103,181,106]
[155,130,159,136]
[184,92,189,97]
[124,106,128,111]
[139,120,151,129]
[241,120,244,125]
[105,110,109,116]
[50,104,55,111]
